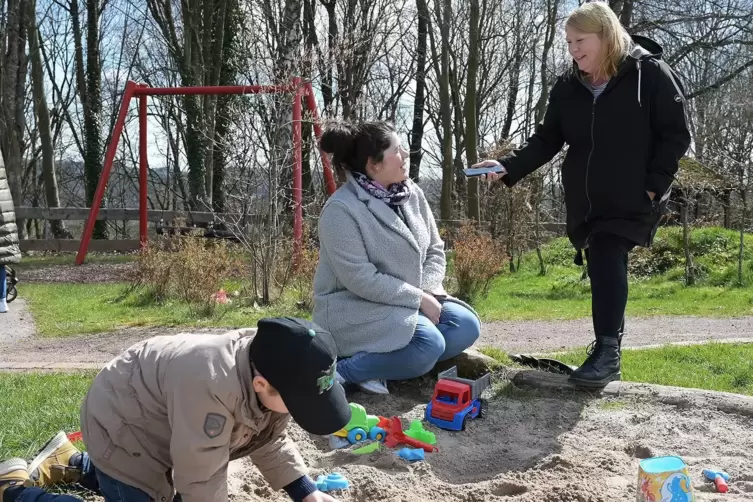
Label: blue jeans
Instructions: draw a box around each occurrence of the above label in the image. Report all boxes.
[336,300,481,382]
[8,453,154,502]
[1,265,6,300]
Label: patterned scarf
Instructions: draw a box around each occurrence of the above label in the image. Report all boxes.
[352,171,411,206]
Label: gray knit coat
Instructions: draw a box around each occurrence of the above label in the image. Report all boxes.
[313,174,446,357]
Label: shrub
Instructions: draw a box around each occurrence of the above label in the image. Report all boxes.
[291,240,319,312]
[171,236,238,314]
[452,223,506,302]
[135,239,173,302]
[132,234,239,315]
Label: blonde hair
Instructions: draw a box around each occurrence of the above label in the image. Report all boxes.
[566,2,631,81]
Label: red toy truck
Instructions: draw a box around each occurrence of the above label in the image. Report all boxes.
[425,366,491,431]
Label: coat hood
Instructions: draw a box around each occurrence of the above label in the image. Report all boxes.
[629,34,663,61]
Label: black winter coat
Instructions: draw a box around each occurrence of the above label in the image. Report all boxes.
[499,35,691,250]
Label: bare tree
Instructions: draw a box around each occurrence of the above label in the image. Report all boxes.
[0,0,29,237]
[147,0,235,210]
[408,0,429,182]
[464,0,479,220]
[27,0,71,238]
[434,0,453,220]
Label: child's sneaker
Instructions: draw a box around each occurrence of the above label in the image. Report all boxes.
[0,458,32,498]
[0,298,7,313]
[28,431,82,487]
[357,379,389,395]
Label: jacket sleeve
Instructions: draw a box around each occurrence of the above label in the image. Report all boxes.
[0,166,22,265]
[163,364,232,502]
[318,201,424,309]
[246,414,309,491]
[646,60,691,197]
[499,79,565,187]
[417,187,446,293]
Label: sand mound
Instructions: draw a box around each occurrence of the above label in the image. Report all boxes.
[228,376,753,501]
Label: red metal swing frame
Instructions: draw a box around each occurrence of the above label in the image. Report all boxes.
[75,77,336,265]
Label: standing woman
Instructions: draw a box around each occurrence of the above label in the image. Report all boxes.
[475,3,690,387]
[1,161,22,313]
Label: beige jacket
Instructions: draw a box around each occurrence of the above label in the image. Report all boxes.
[80,329,308,502]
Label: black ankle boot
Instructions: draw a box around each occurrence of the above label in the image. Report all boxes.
[568,336,621,388]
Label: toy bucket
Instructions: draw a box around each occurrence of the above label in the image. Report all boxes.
[637,456,694,502]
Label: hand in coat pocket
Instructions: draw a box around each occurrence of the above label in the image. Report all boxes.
[420,292,442,324]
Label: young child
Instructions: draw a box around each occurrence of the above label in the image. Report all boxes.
[0,317,352,502]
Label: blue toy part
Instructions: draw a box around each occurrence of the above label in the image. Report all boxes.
[702,469,730,482]
[315,473,350,492]
[425,399,482,431]
[328,435,350,450]
[368,426,386,441]
[397,448,425,462]
[346,427,368,444]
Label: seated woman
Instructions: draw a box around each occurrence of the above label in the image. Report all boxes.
[313,120,481,395]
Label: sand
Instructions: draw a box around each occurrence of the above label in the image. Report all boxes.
[226,376,753,502]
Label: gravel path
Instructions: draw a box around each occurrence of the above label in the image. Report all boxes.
[2,298,752,368]
[0,299,37,344]
[18,263,136,283]
[479,316,753,354]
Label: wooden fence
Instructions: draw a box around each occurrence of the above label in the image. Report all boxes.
[15,206,566,253]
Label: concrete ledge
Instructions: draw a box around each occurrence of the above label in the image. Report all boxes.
[509,369,753,418]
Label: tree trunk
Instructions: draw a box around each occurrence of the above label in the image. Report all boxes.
[723,189,732,228]
[274,0,303,216]
[738,186,747,285]
[437,0,453,220]
[301,0,316,201]
[212,103,228,214]
[319,0,337,115]
[464,0,480,220]
[531,0,559,276]
[202,0,229,207]
[681,194,695,286]
[536,0,559,124]
[608,0,633,28]
[501,50,522,140]
[71,0,107,238]
[0,0,28,238]
[182,0,208,209]
[27,0,71,238]
[619,0,634,29]
[408,0,429,182]
[211,0,239,214]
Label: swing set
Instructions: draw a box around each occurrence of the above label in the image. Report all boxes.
[75,77,337,265]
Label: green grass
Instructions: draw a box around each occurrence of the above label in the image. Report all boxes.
[16,227,753,335]
[482,342,753,396]
[24,283,301,337]
[474,265,753,321]
[473,227,753,321]
[0,373,93,459]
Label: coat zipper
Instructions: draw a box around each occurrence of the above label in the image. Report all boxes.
[584,97,596,222]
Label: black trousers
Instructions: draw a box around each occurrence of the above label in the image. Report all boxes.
[585,233,635,339]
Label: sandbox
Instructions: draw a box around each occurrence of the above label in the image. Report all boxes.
[227,375,753,502]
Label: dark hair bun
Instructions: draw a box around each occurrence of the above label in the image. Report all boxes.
[318,120,395,175]
[320,122,356,157]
